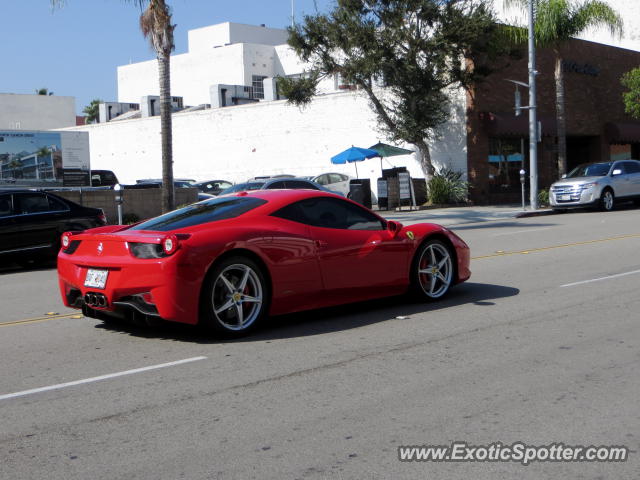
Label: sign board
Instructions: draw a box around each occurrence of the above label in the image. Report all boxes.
[377,179,388,198]
[398,172,412,200]
[0,130,91,186]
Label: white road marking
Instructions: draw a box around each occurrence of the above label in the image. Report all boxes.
[491,227,552,237]
[560,269,640,288]
[0,356,207,401]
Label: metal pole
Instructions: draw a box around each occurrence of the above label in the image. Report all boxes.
[528,0,539,210]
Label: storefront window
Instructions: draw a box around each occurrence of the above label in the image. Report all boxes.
[610,144,632,161]
[488,138,525,192]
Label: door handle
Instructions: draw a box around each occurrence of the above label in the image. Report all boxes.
[314,240,328,248]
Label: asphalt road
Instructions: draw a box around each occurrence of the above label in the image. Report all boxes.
[1,208,639,479]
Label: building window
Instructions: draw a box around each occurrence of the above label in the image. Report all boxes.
[488,138,525,192]
[252,75,267,99]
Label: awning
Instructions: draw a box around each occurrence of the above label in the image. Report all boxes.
[479,112,556,137]
[605,122,640,144]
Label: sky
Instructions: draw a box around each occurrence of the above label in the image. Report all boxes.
[1,1,333,115]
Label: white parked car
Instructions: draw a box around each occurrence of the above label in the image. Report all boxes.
[549,160,640,211]
[312,172,378,204]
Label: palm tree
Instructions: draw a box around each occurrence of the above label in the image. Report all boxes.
[83,99,103,124]
[51,0,176,212]
[506,0,623,176]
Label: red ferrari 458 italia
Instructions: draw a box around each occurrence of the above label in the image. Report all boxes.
[58,190,470,336]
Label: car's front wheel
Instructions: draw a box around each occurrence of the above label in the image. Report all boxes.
[410,239,455,300]
[200,256,269,337]
[599,189,615,211]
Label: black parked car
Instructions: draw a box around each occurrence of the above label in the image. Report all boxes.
[0,190,106,264]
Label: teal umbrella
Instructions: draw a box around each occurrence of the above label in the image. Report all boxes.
[368,142,414,175]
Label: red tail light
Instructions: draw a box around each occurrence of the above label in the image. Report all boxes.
[162,234,180,255]
[61,232,72,249]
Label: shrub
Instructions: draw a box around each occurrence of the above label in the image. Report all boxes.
[428,168,469,204]
[122,213,140,225]
[538,188,549,207]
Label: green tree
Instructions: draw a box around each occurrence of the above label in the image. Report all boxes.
[83,99,103,124]
[52,0,176,212]
[279,0,504,179]
[35,88,54,95]
[506,0,623,176]
[621,67,640,119]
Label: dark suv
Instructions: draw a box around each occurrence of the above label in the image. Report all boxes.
[0,190,106,264]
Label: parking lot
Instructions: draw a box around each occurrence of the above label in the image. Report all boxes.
[1,207,639,479]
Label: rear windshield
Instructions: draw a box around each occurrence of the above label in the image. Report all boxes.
[129,197,266,231]
[219,182,264,195]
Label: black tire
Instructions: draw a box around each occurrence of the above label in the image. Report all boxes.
[599,188,615,211]
[410,239,455,301]
[199,256,269,337]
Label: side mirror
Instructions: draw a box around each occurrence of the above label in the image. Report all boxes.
[612,169,622,176]
[561,174,567,179]
[387,220,403,236]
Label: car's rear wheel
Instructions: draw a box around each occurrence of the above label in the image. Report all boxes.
[410,239,455,300]
[200,256,269,337]
[599,189,615,211]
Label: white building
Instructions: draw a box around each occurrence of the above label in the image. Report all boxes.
[497,0,640,52]
[0,93,77,130]
[68,22,466,190]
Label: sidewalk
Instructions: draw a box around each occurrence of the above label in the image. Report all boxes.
[379,205,554,227]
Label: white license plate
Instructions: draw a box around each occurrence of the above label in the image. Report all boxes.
[559,194,571,201]
[84,269,109,289]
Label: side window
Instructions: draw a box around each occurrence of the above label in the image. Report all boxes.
[623,161,640,174]
[286,180,319,190]
[266,181,287,189]
[47,195,68,212]
[273,197,384,230]
[0,195,13,217]
[613,163,627,175]
[329,173,343,184]
[315,175,328,185]
[16,194,51,214]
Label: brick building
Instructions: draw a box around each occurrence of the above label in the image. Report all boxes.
[467,38,640,204]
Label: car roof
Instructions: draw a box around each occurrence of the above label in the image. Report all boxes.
[262,177,318,185]
[226,188,342,208]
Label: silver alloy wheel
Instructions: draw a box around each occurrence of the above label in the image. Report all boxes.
[602,190,614,211]
[211,263,263,331]
[417,243,453,299]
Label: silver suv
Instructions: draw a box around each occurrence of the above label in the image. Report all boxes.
[549,160,640,211]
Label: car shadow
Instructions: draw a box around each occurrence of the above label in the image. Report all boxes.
[95,282,519,344]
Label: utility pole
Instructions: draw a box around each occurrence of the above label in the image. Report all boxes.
[291,0,295,28]
[528,0,539,210]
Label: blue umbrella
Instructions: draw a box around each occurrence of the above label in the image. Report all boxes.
[331,146,379,178]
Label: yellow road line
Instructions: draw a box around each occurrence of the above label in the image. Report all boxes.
[0,313,83,328]
[472,233,640,260]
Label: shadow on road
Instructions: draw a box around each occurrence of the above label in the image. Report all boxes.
[95,282,520,344]
[450,221,556,232]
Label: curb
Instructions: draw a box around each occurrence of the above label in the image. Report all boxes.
[514,209,556,218]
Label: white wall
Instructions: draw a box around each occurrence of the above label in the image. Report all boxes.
[118,44,248,105]
[0,93,76,130]
[188,22,289,52]
[62,89,468,197]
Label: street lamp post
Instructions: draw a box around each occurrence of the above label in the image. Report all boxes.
[528,0,539,210]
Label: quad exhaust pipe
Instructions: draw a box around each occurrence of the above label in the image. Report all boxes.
[84,292,108,308]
